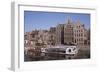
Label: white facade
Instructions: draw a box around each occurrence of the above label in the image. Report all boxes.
[65,46,78,55]
[44,45,78,55]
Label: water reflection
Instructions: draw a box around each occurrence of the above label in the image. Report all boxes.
[24,49,90,61]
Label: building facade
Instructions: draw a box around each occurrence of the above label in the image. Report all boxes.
[49,27,56,46]
[64,19,74,45]
[56,18,89,46]
[24,17,90,51]
[73,21,88,46]
[56,24,64,45]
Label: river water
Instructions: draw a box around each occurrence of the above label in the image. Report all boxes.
[24,49,90,61]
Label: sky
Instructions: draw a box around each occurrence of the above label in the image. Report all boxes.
[24,11,90,32]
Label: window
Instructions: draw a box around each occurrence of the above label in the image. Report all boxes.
[77,39,78,42]
[81,30,83,32]
[75,39,76,43]
[79,34,80,37]
[68,49,71,52]
[81,33,83,36]
[81,38,83,41]
[32,34,35,38]
[84,34,86,37]
[75,34,76,37]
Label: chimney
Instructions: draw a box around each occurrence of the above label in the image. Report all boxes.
[82,24,85,27]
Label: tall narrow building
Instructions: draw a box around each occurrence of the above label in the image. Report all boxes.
[64,18,74,45]
[56,24,64,45]
[73,20,88,45]
[49,27,56,45]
